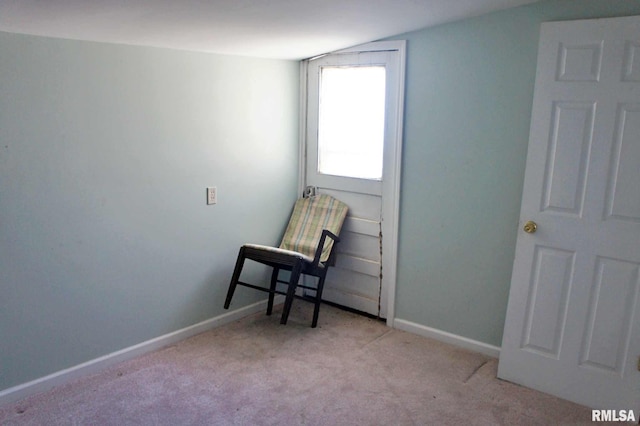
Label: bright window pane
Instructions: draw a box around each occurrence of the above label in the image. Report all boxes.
[318,66,386,180]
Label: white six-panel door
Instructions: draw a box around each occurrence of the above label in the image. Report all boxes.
[498,16,640,411]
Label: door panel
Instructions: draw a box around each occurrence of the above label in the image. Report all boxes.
[542,101,594,215]
[606,103,640,221]
[319,187,382,315]
[312,187,382,316]
[521,246,575,358]
[498,16,640,411]
[623,41,640,81]
[581,257,639,373]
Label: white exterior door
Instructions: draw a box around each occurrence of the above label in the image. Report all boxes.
[303,41,405,321]
[498,16,640,411]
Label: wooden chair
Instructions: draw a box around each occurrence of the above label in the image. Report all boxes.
[223,194,348,327]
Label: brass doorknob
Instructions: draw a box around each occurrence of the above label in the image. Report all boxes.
[523,221,537,234]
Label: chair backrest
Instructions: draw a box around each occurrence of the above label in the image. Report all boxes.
[279,194,348,263]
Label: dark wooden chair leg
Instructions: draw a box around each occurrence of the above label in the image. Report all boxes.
[224,247,246,309]
[280,261,302,325]
[266,267,279,315]
[311,273,327,328]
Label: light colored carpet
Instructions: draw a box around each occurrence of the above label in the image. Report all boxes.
[0,303,600,425]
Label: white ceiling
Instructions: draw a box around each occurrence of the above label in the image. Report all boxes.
[0,0,538,60]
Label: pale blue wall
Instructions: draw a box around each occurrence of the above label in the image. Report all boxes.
[393,0,640,346]
[0,33,299,391]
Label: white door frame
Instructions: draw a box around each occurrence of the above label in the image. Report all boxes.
[299,40,406,326]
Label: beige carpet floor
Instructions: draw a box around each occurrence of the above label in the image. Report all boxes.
[0,303,602,425]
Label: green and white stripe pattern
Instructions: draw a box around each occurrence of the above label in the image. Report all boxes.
[279,194,348,263]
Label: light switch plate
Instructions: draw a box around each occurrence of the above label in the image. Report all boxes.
[206,187,217,205]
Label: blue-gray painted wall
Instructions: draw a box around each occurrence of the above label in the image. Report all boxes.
[0,33,299,391]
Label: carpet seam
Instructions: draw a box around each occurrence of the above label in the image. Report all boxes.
[463,360,489,384]
[360,328,395,350]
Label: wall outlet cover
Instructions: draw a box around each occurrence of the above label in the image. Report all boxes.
[207,187,217,205]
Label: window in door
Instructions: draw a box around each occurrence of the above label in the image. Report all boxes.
[317,65,386,180]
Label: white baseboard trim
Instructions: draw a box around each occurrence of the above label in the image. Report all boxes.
[393,318,501,358]
[0,298,282,407]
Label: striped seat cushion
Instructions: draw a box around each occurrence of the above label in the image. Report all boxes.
[243,244,316,264]
[278,194,348,263]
